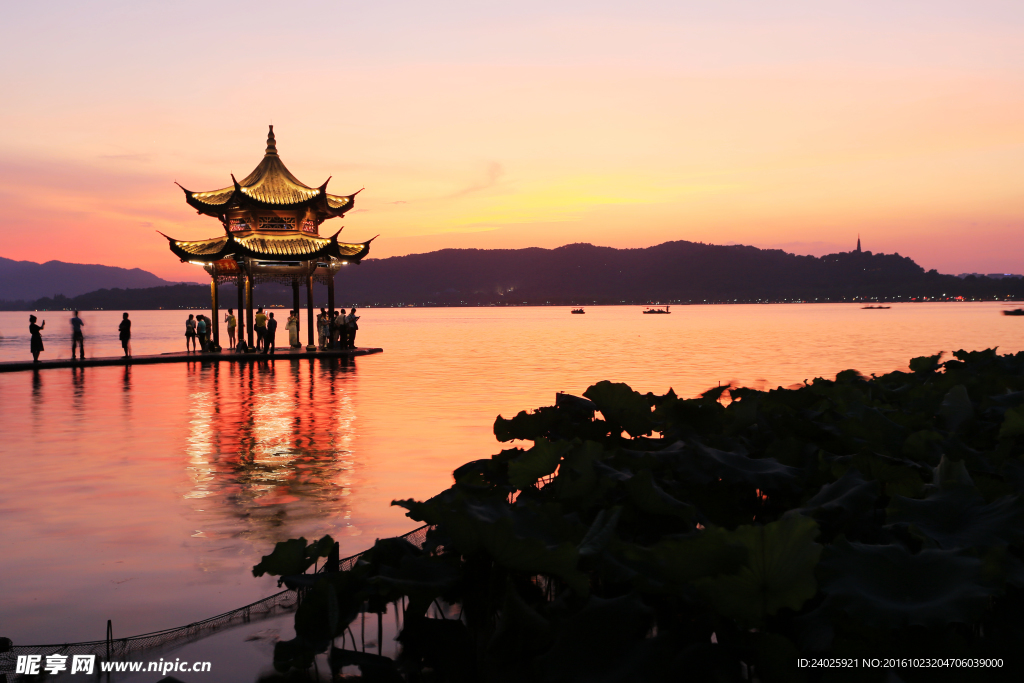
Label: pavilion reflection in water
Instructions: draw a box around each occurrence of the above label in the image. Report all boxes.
[182,358,360,546]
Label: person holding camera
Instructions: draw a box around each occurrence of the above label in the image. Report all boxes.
[29,315,45,362]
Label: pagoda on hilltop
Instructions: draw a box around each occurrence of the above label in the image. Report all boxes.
[163,125,376,351]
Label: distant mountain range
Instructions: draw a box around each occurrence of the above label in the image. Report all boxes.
[0,257,176,302]
[328,241,1024,305]
[3,241,1023,310]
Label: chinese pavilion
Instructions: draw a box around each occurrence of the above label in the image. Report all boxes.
[162,126,375,351]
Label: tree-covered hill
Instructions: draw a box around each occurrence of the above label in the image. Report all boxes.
[3,242,1023,310]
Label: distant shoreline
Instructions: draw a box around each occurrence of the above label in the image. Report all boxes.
[2,298,1021,313]
[6,242,1024,310]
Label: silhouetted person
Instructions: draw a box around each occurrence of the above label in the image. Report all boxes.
[197,315,209,352]
[329,311,341,349]
[119,312,132,359]
[317,309,328,349]
[70,310,85,360]
[254,307,268,352]
[29,315,45,362]
[185,314,197,352]
[346,308,359,349]
[286,310,299,347]
[225,308,237,350]
[265,312,278,354]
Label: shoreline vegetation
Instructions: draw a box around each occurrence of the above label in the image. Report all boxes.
[256,349,1023,682]
[6,242,1024,311]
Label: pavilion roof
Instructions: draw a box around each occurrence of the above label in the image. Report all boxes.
[179,126,357,218]
[161,231,375,264]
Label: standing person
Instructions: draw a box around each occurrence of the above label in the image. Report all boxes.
[185,314,197,352]
[70,310,85,360]
[254,308,268,352]
[346,308,359,349]
[329,311,341,349]
[265,312,278,354]
[317,309,328,349]
[225,308,237,350]
[118,312,132,359]
[286,310,299,348]
[197,315,209,352]
[29,315,45,362]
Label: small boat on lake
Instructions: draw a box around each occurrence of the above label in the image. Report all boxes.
[862,305,890,309]
[1003,309,1024,316]
[571,308,585,314]
[643,306,671,314]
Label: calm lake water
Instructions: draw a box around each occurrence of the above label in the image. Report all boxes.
[1,304,1021,654]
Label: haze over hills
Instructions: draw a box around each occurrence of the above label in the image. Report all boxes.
[0,257,177,302]
[4,241,1024,310]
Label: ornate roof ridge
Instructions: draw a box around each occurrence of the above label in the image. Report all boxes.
[179,127,360,217]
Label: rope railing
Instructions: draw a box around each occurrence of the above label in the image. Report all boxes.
[0,525,431,677]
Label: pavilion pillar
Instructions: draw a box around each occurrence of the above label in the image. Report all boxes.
[292,280,301,347]
[210,278,221,352]
[236,276,245,351]
[305,273,316,351]
[245,275,255,353]
[327,273,336,339]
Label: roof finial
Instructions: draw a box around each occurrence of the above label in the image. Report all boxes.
[266,125,278,156]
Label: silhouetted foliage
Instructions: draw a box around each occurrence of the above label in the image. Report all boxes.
[261,350,1024,681]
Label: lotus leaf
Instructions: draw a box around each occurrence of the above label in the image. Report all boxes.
[818,538,995,628]
[902,429,944,463]
[453,457,510,489]
[849,452,924,498]
[839,407,908,452]
[939,384,973,432]
[553,440,617,510]
[672,443,799,491]
[623,468,695,522]
[800,469,879,524]
[623,526,747,590]
[909,353,942,373]
[507,438,570,489]
[484,519,588,595]
[932,454,974,491]
[494,406,561,442]
[693,515,822,626]
[583,380,655,437]
[252,535,335,578]
[999,405,1024,439]
[886,488,1024,549]
[371,555,461,602]
[578,506,622,557]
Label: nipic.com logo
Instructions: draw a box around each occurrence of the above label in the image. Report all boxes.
[16,654,96,675]
[15,654,212,675]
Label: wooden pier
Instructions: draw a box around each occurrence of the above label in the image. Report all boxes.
[0,347,382,373]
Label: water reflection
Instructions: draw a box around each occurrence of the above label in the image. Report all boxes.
[71,366,86,419]
[30,368,43,426]
[182,358,360,549]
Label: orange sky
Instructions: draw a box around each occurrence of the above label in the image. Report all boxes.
[1,1,1022,283]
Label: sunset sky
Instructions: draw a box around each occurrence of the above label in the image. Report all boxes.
[1,1,1022,283]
